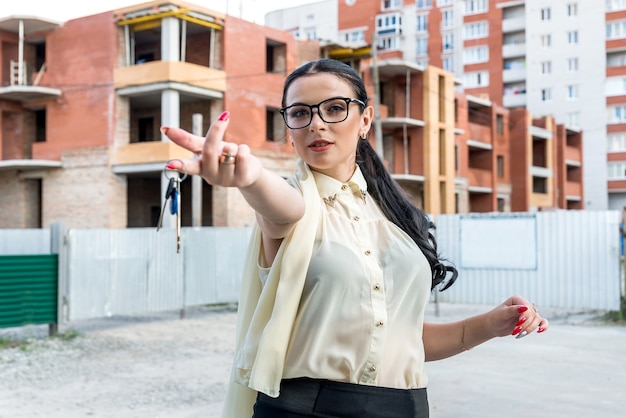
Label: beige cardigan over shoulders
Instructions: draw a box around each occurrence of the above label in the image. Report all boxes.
[220,159,321,418]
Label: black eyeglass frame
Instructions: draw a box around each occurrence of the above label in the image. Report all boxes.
[279,97,366,129]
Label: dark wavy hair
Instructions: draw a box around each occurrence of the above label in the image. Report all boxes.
[282,58,457,291]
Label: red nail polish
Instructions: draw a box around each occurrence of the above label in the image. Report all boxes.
[517,306,528,313]
[512,326,522,336]
[218,111,230,121]
[165,163,177,170]
[160,127,169,135]
[537,327,545,333]
[515,317,527,327]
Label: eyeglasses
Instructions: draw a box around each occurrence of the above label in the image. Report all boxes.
[279,97,366,129]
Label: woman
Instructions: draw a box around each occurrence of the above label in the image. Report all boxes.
[162,59,549,418]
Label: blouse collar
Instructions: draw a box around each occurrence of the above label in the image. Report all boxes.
[311,165,368,205]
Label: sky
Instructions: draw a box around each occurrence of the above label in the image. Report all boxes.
[1,0,320,24]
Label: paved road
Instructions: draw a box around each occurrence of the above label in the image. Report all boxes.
[424,303,626,418]
[1,302,624,417]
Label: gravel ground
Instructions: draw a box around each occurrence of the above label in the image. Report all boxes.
[0,305,237,418]
[1,303,624,418]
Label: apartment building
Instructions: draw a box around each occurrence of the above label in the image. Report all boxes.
[0,0,307,229]
[606,0,626,209]
[268,0,584,213]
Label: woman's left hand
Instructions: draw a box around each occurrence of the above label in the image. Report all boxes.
[488,295,549,339]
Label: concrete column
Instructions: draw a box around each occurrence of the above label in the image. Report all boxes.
[160,17,181,230]
[160,89,180,228]
[192,114,203,227]
[161,17,180,62]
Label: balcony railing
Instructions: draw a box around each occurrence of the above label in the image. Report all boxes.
[0,60,61,103]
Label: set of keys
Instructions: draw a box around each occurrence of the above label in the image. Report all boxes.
[156,165,187,253]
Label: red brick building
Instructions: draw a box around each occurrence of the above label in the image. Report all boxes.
[0,0,307,229]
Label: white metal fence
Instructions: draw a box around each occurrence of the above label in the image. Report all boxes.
[0,210,622,323]
[434,210,622,311]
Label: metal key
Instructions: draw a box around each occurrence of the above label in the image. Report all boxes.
[157,163,187,253]
[156,177,176,231]
[171,176,182,253]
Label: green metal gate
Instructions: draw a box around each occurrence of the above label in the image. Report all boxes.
[0,254,58,329]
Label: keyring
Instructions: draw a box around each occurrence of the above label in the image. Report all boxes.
[163,159,188,181]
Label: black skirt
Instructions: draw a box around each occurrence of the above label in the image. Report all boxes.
[252,378,429,418]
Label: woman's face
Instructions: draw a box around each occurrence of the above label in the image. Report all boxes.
[284,73,373,182]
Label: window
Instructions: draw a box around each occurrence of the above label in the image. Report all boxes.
[541,7,551,21]
[35,109,46,142]
[568,57,579,72]
[606,20,626,40]
[266,108,284,142]
[442,8,454,29]
[416,0,433,9]
[463,71,489,88]
[497,197,506,212]
[612,105,626,123]
[606,0,626,12]
[463,45,489,64]
[342,29,366,43]
[464,0,487,15]
[438,0,453,6]
[138,117,155,142]
[496,115,504,135]
[378,36,400,50]
[416,14,428,33]
[442,32,454,52]
[442,55,454,72]
[567,3,578,16]
[607,162,626,179]
[541,88,552,101]
[376,13,403,35]
[305,28,317,40]
[266,39,286,74]
[608,51,626,67]
[568,30,579,44]
[463,21,488,39]
[497,155,504,177]
[416,37,428,56]
[567,85,579,100]
[540,34,551,47]
[416,58,429,67]
[383,0,402,10]
[541,61,552,74]
[567,112,580,128]
[607,133,626,152]
[504,58,525,70]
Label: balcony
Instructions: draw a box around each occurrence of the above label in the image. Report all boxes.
[502,68,526,83]
[530,166,552,178]
[565,181,582,198]
[0,60,61,103]
[114,61,226,93]
[530,125,552,140]
[0,17,62,103]
[564,145,582,163]
[468,122,493,145]
[503,93,526,108]
[468,167,493,190]
[112,140,194,168]
[502,16,525,33]
[502,42,526,59]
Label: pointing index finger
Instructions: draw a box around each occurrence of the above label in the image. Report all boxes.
[160,127,205,154]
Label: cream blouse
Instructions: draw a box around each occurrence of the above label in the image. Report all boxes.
[220,160,432,418]
[279,168,431,388]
